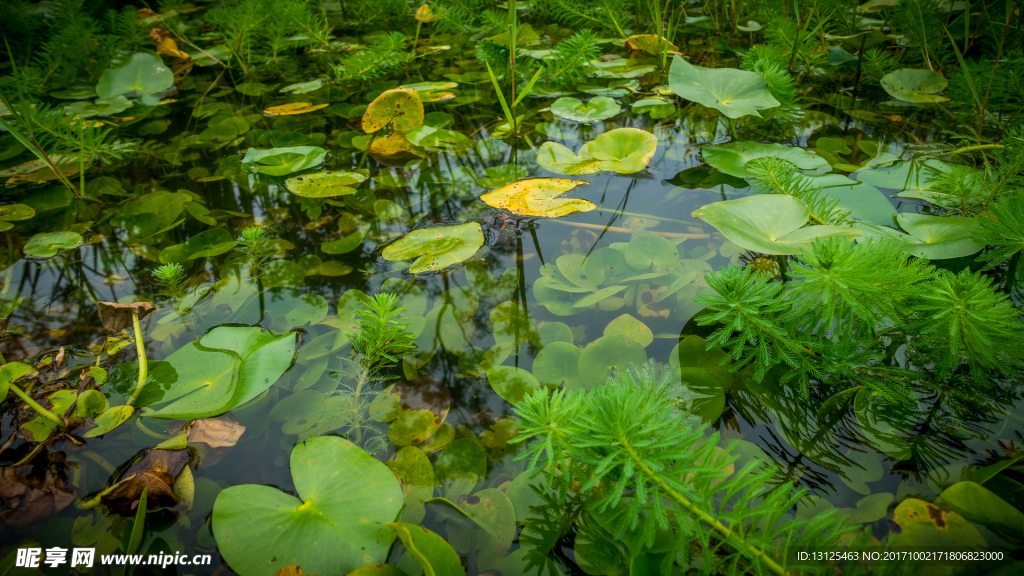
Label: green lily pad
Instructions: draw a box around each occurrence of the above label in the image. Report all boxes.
[382,223,484,273]
[159,228,236,264]
[668,55,780,119]
[693,195,861,256]
[838,492,894,524]
[896,214,982,259]
[584,247,632,284]
[486,366,542,405]
[480,178,594,218]
[389,523,465,576]
[880,69,949,103]
[702,142,830,178]
[362,88,424,135]
[387,377,451,446]
[96,53,174,101]
[625,232,679,270]
[538,128,657,175]
[854,159,958,191]
[679,366,732,422]
[146,327,295,419]
[286,171,366,198]
[84,405,135,438]
[537,322,574,347]
[405,125,468,147]
[23,231,84,258]
[794,174,897,226]
[241,146,327,177]
[435,438,486,482]
[0,204,35,229]
[577,334,647,390]
[632,98,676,119]
[213,436,403,576]
[935,481,1024,542]
[603,314,653,347]
[550,97,621,123]
[531,342,581,388]
[0,362,36,402]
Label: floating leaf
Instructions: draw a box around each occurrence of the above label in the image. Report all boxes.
[405,125,468,147]
[895,213,982,259]
[480,178,593,218]
[435,438,486,482]
[890,498,984,548]
[486,366,542,405]
[880,69,949,103]
[264,102,329,115]
[934,481,1024,542]
[382,223,484,273]
[668,55,780,119]
[603,314,653,347]
[23,231,84,258]
[532,342,581,388]
[702,141,830,178]
[625,231,679,270]
[624,35,678,56]
[214,437,403,576]
[241,146,327,177]
[401,81,457,102]
[693,195,861,255]
[538,128,657,175]
[285,171,366,198]
[362,88,424,135]
[550,97,621,123]
[96,53,174,101]
[577,334,647,390]
[389,523,465,576]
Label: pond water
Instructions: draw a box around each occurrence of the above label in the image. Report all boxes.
[2,8,1023,576]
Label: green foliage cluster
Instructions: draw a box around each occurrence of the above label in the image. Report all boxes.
[697,237,1024,399]
[512,361,861,575]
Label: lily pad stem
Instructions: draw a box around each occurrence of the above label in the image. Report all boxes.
[8,382,64,428]
[128,312,147,405]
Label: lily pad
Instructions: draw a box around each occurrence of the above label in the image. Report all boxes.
[389,523,465,576]
[603,314,653,347]
[668,55,780,119]
[550,97,621,123]
[96,53,174,101]
[405,126,468,147]
[0,204,35,231]
[285,171,366,198]
[486,366,542,405]
[693,195,861,256]
[213,436,403,576]
[241,146,327,177]
[362,88,424,135]
[382,223,484,273]
[577,334,647,390]
[934,481,1024,542]
[146,327,295,419]
[702,142,830,178]
[880,69,949,103]
[480,178,594,218]
[264,102,330,115]
[890,498,984,549]
[896,214,982,259]
[538,128,657,175]
[624,232,679,270]
[23,231,84,258]
[435,438,487,482]
[531,342,581,388]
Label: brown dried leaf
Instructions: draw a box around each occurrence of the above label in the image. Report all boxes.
[98,449,188,515]
[187,417,246,448]
[0,465,75,533]
[96,301,155,332]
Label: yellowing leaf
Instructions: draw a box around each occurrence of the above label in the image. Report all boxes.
[263,102,329,116]
[624,35,679,56]
[362,88,424,135]
[415,4,438,22]
[480,178,594,218]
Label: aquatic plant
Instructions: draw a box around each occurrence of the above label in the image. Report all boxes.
[152,263,188,298]
[233,226,273,282]
[511,361,854,575]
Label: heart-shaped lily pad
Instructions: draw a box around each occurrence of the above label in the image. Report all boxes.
[896,214,982,259]
[0,204,35,231]
[213,436,403,576]
[880,69,949,103]
[285,171,366,198]
[382,223,484,273]
[693,195,861,255]
[668,55,780,119]
[532,342,581,388]
[702,141,830,178]
[96,53,174,101]
[550,97,621,123]
[23,231,84,258]
[362,88,425,135]
[539,128,657,175]
[480,178,594,218]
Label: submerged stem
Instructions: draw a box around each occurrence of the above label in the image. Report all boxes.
[9,383,64,428]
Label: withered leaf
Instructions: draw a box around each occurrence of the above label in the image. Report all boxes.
[96,301,155,332]
[98,449,188,515]
[186,416,246,448]
[0,465,75,533]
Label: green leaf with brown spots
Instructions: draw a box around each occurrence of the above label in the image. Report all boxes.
[382,223,484,274]
[362,88,425,135]
[213,436,403,576]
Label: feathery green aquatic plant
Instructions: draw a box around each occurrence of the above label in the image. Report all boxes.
[233,226,273,282]
[152,263,188,298]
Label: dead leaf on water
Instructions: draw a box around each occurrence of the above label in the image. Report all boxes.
[186,416,246,448]
[264,102,329,116]
[0,464,75,533]
[480,178,594,218]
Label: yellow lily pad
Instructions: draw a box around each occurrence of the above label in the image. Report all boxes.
[480,178,594,218]
[263,102,329,116]
[362,88,424,135]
